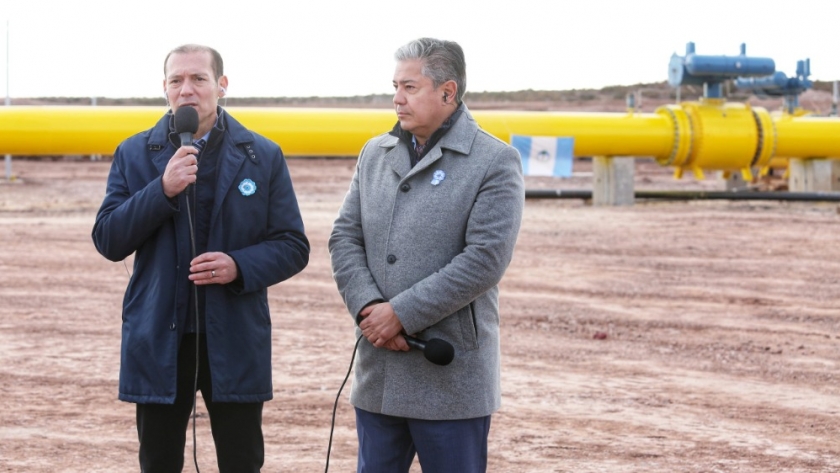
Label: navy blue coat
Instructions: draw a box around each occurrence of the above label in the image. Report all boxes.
[92,110,309,404]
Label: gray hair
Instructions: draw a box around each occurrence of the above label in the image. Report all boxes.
[395,38,467,104]
[164,44,224,81]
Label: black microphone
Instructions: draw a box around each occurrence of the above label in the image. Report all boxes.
[174,106,199,147]
[404,335,454,366]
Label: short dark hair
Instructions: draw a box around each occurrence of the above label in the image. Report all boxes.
[163,44,224,81]
[395,38,467,104]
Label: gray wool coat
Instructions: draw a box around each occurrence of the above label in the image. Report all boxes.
[329,105,525,420]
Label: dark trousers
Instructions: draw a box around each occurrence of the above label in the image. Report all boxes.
[136,334,264,473]
[355,407,491,473]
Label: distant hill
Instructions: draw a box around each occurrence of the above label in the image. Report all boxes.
[10,81,838,115]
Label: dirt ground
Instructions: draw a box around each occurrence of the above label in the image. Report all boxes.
[1,157,839,473]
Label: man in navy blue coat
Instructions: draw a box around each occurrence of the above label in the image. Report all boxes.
[92,44,309,472]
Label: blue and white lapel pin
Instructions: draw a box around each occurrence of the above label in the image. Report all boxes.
[238,178,257,196]
[431,170,446,186]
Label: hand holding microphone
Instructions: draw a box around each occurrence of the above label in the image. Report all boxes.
[162,107,200,197]
[404,335,454,366]
[379,333,455,366]
[359,302,455,366]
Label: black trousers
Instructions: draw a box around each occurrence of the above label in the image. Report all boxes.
[136,334,264,472]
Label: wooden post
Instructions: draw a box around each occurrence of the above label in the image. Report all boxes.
[788,158,840,192]
[593,156,635,206]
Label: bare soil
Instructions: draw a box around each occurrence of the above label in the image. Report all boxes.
[1,157,839,472]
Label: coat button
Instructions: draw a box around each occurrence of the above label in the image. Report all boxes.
[387,255,397,264]
[400,183,411,192]
[169,323,176,330]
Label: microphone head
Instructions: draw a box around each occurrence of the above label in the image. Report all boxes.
[424,338,455,366]
[174,106,199,135]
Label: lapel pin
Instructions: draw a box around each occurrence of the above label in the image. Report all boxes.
[238,178,257,196]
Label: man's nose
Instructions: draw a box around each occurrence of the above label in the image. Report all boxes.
[393,90,405,105]
[180,80,195,95]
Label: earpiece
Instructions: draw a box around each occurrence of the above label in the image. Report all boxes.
[220,86,227,94]
[443,93,448,103]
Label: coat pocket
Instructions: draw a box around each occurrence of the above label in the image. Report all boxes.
[457,302,479,351]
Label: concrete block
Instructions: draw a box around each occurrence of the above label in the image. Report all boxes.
[593,156,635,206]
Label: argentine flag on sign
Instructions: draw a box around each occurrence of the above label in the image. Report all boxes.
[511,135,574,177]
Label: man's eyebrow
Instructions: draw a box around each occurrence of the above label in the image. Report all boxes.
[166,72,209,81]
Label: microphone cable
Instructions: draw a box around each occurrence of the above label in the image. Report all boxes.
[184,173,202,473]
[324,333,363,473]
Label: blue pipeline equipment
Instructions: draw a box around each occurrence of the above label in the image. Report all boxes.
[668,42,775,98]
[735,59,813,114]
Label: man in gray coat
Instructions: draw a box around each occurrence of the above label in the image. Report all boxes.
[329,37,525,473]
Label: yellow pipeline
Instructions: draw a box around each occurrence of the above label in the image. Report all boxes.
[1,105,840,179]
[773,114,840,159]
[0,107,396,157]
[0,106,673,158]
[657,100,778,180]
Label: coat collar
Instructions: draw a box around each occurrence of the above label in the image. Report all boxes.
[147,109,256,224]
[148,107,254,150]
[380,103,479,178]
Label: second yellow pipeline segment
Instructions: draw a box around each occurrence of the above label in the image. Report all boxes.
[2,104,839,177]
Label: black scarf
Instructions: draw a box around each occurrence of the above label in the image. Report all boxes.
[389,103,465,167]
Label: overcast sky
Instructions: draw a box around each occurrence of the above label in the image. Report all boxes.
[2,0,839,99]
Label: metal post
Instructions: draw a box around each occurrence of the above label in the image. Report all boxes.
[5,20,11,181]
[832,80,838,117]
[90,96,100,161]
[626,92,636,113]
[4,21,7,108]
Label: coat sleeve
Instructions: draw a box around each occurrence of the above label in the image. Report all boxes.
[91,141,179,262]
[226,146,310,294]
[328,140,386,320]
[390,142,525,335]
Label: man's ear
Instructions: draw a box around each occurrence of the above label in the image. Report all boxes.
[442,81,457,104]
[218,76,229,97]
